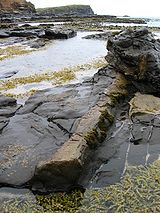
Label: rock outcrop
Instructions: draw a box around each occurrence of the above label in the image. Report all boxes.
[106,28,160,93]
[0,0,35,13]
[43,28,77,39]
[1,28,160,193]
[129,93,160,145]
[36,5,94,16]
[0,25,77,40]
[83,32,112,40]
[0,69,120,191]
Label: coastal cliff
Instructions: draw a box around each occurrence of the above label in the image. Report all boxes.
[0,0,35,13]
[37,5,94,16]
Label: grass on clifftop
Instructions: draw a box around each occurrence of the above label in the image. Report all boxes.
[0,45,32,61]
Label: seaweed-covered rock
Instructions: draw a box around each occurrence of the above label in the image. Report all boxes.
[106,28,160,93]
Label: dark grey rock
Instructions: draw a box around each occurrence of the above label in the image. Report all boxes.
[43,28,77,39]
[0,95,17,107]
[0,31,9,38]
[0,117,9,132]
[9,29,41,37]
[0,105,21,117]
[106,28,160,93]
[83,32,112,40]
[0,70,115,189]
[0,71,18,79]
[29,38,46,48]
[0,113,68,186]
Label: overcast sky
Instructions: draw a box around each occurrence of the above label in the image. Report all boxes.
[29,0,160,18]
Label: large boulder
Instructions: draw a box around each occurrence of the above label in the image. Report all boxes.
[106,28,160,93]
[43,28,77,39]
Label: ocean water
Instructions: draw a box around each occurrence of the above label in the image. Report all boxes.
[147,18,160,27]
[102,17,160,28]
[0,32,106,78]
[0,31,107,99]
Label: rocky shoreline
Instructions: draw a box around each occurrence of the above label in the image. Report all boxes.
[1,24,160,211]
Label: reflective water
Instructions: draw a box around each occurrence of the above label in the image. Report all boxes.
[0,32,106,78]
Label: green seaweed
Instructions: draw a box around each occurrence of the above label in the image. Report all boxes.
[98,109,114,140]
[81,160,160,212]
[36,190,83,212]
[1,190,83,213]
[84,110,114,148]
[2,161,160,212]
[0,45,32,61]
[0,58,106,92]
[84,128,99,148]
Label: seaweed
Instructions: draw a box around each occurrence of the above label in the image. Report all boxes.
[81,160,160,212]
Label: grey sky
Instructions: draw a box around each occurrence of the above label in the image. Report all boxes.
[29,0,160,17]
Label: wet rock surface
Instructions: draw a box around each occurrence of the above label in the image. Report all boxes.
[82,93,160,188]
[0,25,77,52]
[0,69,115,190]
[107,28,160,93]
[82,31,116,40]
[1,28,160,196]
[0,31,10,38]
[42,28,77,39]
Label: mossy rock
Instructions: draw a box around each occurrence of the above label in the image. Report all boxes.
[84,109,114,148]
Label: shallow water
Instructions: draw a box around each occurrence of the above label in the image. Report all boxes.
[0,32,106,78]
